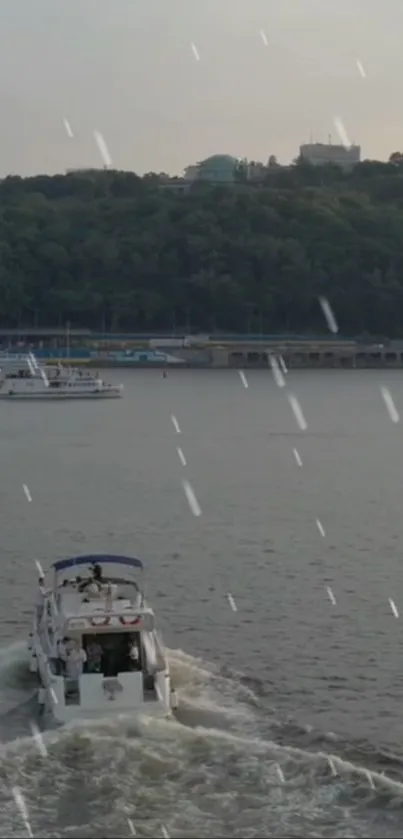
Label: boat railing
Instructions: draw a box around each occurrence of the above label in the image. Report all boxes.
[64,609,154,633]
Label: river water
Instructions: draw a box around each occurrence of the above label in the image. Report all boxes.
[1,368,403,837]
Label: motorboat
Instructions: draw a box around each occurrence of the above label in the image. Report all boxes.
[28,554,178,723]
[0,353,123,399]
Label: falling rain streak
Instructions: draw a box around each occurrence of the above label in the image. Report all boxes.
[356,58,366,78]
[127,818,136,836]
[316,518,326,538]
[269,354,286,388]
[182,479,202,516]
[23,484,32,502]
[333,116,351,148]
[326,586,337,606]
[170,414,181,433]
[365,769,375,790]
[49,686,58,704]
[287,394,307,430]
[238,370,249,388]
[227,593,237,612]
[190,42,200,61]
[93,130,112,166]
[35,560,44,578]
[389,598,399,618]
[29,721,48,757]
[260,29,268,46]
[177,446,187,466]
[63,117,74,138]
[12,787,33,838]
[292,448,303,467]
[319,296,338,333]
[275,764,285,782]
[380,386,400,423]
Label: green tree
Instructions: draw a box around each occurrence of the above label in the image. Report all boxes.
[1,160,403,335]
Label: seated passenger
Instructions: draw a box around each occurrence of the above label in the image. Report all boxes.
[56,636,67,671]
[128,635,141,670]
[86,637,103,673]
[65,640,87,684]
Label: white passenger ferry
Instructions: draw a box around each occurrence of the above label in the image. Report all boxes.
[0,353,122,399]
[28,554,178,723]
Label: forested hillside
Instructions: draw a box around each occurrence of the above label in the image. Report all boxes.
[1,159,403,335]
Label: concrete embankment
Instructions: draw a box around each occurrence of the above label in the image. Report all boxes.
[74,341,403,370]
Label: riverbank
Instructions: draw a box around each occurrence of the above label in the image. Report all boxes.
[42,340,403,369]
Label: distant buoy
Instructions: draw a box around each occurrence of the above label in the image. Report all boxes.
[162,370,167,379]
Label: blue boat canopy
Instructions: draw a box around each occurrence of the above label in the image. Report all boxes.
[52,554,144,573]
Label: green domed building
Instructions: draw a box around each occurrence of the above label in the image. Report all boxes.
[196,154,238,183]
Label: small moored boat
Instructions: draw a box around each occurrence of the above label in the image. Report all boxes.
[28,554,178,723]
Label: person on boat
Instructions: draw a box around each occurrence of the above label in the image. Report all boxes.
[91,563,103,584]
[56,636,71,674]
[35,576,49,624]
[128,635,140,670]
[78,563,103,594]
[105,582,113,611]
[86,637,103,673]
[65,640,87,682]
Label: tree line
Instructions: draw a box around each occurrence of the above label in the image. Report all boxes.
[1,155,403,336]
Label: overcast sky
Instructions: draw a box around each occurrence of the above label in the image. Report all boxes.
[0,0,402,177]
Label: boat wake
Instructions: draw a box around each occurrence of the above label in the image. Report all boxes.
[0,643,402,838]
